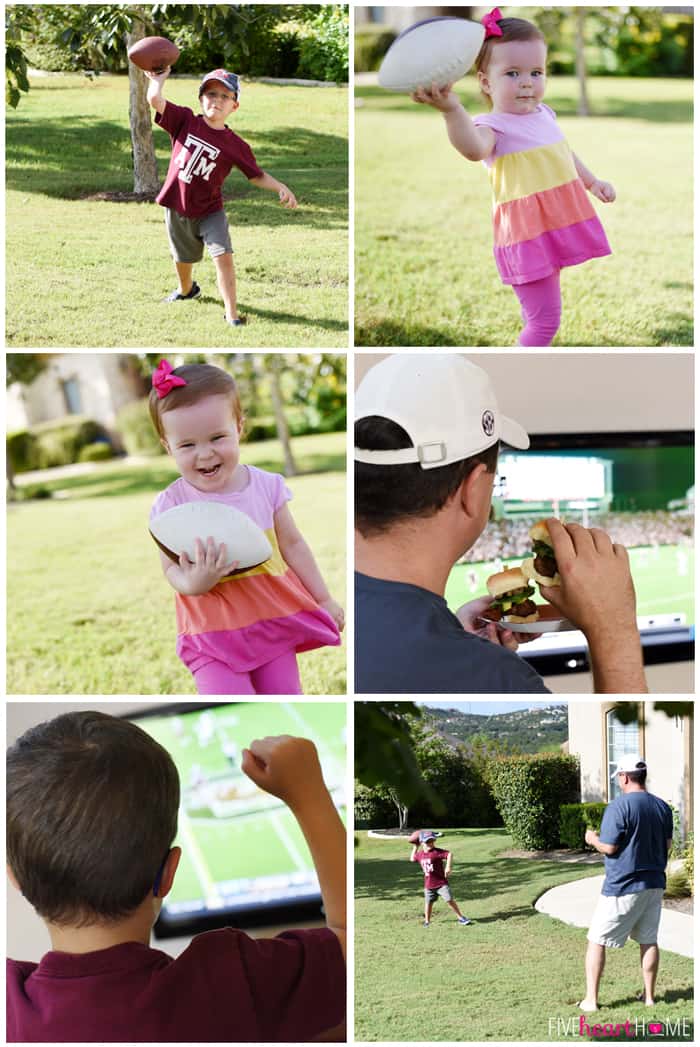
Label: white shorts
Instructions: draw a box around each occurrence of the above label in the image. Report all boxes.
[587,888,664,949]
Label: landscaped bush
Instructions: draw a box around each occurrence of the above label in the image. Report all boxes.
[559,802,607,849]
[665,867,692,899]
[683,831,693,894]
[32,417,107,468]
[489,753,580,850]
[354,782,396,828]
[296,7,349,82]
[115,399,163,456]
[354,25,396,72]
[78,441,114,463]
[7,429,40,473]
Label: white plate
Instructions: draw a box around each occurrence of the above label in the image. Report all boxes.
[378,17,485,93]
[478,604,574,634]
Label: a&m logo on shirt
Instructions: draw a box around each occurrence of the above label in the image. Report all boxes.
[176,134,221,183]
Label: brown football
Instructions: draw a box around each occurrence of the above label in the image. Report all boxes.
[127,36,180,73]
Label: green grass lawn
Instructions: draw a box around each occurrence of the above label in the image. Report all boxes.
[355,76,692,347]
[446,545,695,625]
[7,74,348,348]
[355,830,693,1041]
[7,432,346,695]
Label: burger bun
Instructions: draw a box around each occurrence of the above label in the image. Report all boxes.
[486,566,528,599]
[529,519,554,546]
[503,611,539,624]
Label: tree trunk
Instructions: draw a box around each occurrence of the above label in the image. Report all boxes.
[268,358,298,477]
[126,22,160,195]
[389,790,409,830]
[574,7,590,116]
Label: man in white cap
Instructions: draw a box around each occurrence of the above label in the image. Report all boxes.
[580,756,673,1011]
[355,354,647,694]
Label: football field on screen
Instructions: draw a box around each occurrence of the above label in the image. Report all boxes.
[134,703,346,904]
[446,545,695,625]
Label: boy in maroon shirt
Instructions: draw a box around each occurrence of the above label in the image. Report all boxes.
[146,66,297,326]
[410,830,472,927]
[7,713,345,1042]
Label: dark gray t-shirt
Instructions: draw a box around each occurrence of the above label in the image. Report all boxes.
[599,790,674,896]
[355,572,551,694]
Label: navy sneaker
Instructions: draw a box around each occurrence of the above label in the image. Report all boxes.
[422,921,430,928]
[458,916,471,925]
[164,282,201,302]
[224,313,247,326]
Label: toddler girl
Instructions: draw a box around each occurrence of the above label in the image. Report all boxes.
[413,7,616,346]
[149,359,343,695]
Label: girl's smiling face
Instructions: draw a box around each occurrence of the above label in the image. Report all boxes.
[478,38,547,114]
[161,394,244,493]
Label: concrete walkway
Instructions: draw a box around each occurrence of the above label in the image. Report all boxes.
[535,874,693,958]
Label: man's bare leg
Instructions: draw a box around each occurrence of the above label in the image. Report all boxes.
[640,943,659,1005]
[579,941,605,1011]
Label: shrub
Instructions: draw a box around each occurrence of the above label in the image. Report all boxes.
[559,802,607,849]
[78,441,114,463]
[489,753,580,850]
[115,399,163,456]
[296,7,349,82]
[31,417,106,469]
[683,831,693,894]
[7,430,40,474]
[354,25,396,73]
[354,783,396,828]
[665,867,691,899]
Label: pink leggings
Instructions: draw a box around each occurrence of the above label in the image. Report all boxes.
[512,270,562,346]
[192,650,302,695]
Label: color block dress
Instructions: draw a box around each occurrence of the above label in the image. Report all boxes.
[150,467,340,675]
[473,104,611,286]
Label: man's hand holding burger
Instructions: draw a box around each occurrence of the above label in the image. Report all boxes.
[537,518,648,694]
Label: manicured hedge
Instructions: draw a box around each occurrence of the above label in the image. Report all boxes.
[489,753,580,850]
[559,802,607,849]
[7,429,40,473]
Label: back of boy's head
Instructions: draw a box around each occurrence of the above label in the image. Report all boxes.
[475,16,546,108]
[355,416,499,537]
[7,711,180,926]
[148,362,244,442]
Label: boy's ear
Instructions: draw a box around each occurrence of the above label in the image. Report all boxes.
[232,99,240,112]
[459,462,492,520]
[156,847,182,899]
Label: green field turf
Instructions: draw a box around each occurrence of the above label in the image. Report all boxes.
[446,544,694,626]
[135,702,346,909]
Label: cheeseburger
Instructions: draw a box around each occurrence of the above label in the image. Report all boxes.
[483,566,539,623]
[521,520,561,587]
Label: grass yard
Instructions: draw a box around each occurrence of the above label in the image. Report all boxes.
[7,74,348,348]
[355,830,694,1042]
[446,545,695,625]
[355,77,693,347]
[7,432,346,695]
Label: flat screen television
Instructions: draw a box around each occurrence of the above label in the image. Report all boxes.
[445,431,694,675]
[126,702,347,938]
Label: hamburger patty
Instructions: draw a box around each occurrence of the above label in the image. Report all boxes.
[534,554,557,578]
[509,599,538,617]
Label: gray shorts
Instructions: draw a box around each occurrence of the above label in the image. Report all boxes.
[587,888,664,948]
[425,884,453,904]
[164,208,233,263]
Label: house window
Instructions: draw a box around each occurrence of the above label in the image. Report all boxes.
[607,708,640,799]
[61,378,82,415]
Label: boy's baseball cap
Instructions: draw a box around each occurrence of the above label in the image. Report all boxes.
[419,830,438,843]
[610,755,647,779]
[355,354,529,470]
[199,69,240,97]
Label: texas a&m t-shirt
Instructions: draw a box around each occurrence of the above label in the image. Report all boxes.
[155,101,263,218]
[412,847,449,889]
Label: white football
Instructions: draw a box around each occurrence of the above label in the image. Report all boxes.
[378,17,485,93]
[150,502,272,570]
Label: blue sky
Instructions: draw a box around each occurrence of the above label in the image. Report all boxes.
[418,701,567,715]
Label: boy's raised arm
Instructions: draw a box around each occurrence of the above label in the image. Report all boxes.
[241,736,346,958]
[144,67,170,114]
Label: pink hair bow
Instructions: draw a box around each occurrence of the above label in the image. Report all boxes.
[152,359,187,399]
[482,7,504,39]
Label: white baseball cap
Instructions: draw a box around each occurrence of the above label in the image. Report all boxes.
[355,354,529,470]
[610,755,647,779]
